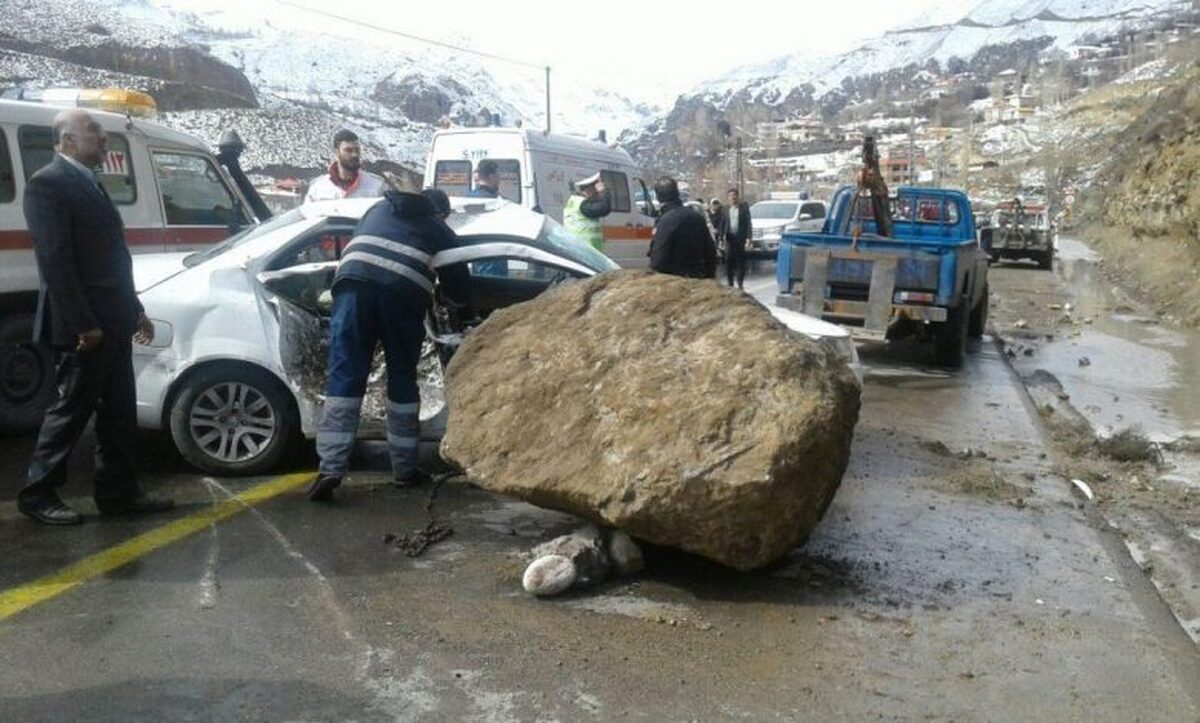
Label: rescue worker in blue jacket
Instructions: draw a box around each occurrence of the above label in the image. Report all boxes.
[308,189,469,502]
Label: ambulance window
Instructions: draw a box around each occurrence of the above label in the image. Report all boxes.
[490,159,521,204]
[0,129,13,203]
[434,160,471,196]
[600,170,630,212]
[152,151,248,227]
[97,134,135,204]
[18,126,136,204]
[17,126,53,183]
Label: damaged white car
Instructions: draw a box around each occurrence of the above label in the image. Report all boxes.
[132,197,859,475]
[131,197,617,475]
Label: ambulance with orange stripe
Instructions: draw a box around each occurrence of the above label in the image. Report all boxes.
[425,127,655,268]
[0,88,267,432]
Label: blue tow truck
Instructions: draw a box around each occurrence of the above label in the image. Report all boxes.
[775,185,989,368]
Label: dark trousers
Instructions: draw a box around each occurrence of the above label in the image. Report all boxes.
[317,280,427,478]
[22,335,140,506]
[726,241,748,289]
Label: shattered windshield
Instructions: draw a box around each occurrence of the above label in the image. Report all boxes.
[538,217,620,273]
[183,209,305,267]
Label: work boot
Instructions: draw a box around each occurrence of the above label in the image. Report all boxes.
[393,469,432,489]
[19,494,83,526]
[307,474,342,502]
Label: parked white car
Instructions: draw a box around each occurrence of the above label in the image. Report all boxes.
[131,197,858,475]
[749,199,828,256]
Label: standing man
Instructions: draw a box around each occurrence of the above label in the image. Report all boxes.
[471,159,501,199]
[648,176,717,279]
[19,109,173,525]
[721,188,752,290]
[304,129,387,204]
[563,172,611,251]
[308,190,470,502]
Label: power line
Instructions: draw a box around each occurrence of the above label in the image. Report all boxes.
[268,0,547,70]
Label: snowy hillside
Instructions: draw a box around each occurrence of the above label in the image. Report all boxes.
[1,0,660,173]
[693,0,1188,103]
[101,0,659,165]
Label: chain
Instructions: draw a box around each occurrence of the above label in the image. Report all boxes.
[383,473,455,557]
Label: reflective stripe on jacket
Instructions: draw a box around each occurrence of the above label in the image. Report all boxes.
[333,192,458,305]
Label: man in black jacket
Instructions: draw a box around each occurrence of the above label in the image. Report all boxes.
[307,190,471,502]
[20,108,173,525]
[648,177,717,279]
[721,188,753,289]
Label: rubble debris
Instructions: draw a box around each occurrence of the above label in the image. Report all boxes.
[522,525,643,597]
[1013,319,1029,329]
[1078,356,1091,367]
[1070,478,1096,502]
[1098,427,1159,463]
[442,271,861,570]
[523,555,576,596]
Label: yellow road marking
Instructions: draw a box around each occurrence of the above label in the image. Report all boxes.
[0,472,311,622]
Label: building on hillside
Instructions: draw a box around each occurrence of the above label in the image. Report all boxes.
[881,148,926,186]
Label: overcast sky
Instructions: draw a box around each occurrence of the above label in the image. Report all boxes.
[268,0,969,101]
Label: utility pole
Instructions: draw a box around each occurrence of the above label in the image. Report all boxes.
[729,135,739,195]
[961,119,972,191]
[908,104,916,186]
[545,66,552,134]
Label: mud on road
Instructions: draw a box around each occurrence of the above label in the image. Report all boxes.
[988,238,1200,644]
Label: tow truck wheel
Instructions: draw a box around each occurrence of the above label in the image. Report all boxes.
[934,303,968,368]
[968,284,989,338]
[0,313,55,434]
[170,365,299,475]
[1038,250,1053,271]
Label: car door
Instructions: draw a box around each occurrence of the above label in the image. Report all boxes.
[258,229,591,438]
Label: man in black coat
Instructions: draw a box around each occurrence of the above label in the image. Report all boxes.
[19,108,173,525]
[648,177,717,279]
[720,188,753,289]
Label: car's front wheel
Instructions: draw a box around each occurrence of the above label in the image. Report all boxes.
[169,365,299,475]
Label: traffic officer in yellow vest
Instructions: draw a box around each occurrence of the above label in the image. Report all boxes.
[562,172,611,251]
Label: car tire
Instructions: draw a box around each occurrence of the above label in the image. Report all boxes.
[0,312,55,434]
[1038,250,1053,271]
[934,303,968,369]
[968,283,989,338]
[169,364,299,475]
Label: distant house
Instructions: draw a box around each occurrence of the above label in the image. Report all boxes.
[882,149,926,186]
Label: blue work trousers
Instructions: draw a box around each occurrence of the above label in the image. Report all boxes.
[316,280,427,479]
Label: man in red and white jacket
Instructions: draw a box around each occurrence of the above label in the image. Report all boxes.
[304,129,388,203]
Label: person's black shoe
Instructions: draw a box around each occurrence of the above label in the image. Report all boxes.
[19,497,83,526]
[308,474,342,502]
[96,493,175,517]
[392,469,433,489]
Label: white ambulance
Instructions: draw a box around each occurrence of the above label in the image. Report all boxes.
[0,88,266,432]
[425,127,656,268]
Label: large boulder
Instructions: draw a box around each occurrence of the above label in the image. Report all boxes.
[440,270,860,570]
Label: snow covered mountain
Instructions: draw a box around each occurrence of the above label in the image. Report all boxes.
[0,0,661,174]
[622,0,1191,176]
[125,0,660,165]
[692,0,1188,104]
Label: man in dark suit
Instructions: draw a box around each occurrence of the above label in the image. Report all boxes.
[648,176,717,279]
[721,188,753,290]
[19,108,173,525]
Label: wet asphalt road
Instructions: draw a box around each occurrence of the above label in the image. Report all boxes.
[1,263,1199,721]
